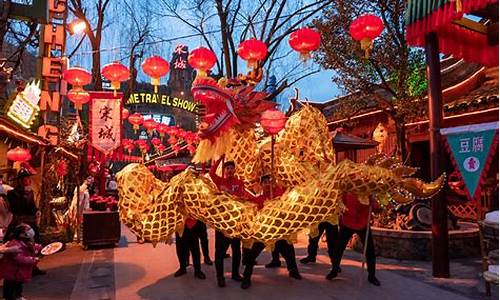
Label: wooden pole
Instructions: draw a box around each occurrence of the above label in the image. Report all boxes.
[425,32,450,278]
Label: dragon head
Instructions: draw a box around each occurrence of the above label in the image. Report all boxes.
[191,77,275,162]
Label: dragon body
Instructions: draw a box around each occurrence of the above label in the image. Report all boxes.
[117,78,444,247]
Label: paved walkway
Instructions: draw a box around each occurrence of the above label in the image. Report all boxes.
[6,225,494,300]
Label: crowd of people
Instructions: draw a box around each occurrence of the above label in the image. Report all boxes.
[172,158,381,289]
[0,168,46,300]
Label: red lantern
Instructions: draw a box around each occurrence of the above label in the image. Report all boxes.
[143,119,158,135]
[122,108,129,121]
[172,144,181,154]
[142,56,170,93]
[128,113,144,132]
[289,27,321,61]
[67,89,90,110]
[260,109,287,135]
[349,14,384,58]
[238,38,268,69]
[157,123,169,138]
[63,67,92,89]
[168,135,177,145]
[188,47,217,77]
[7,147,31,162]
[102,62,130,96]
[151,137,161,146]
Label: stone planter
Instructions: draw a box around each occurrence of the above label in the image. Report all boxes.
[351,222,479,260]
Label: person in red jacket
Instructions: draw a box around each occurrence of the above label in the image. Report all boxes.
[0,223,40,300]
[210,158,252,288]
[241,175,301,290]
[326,193,380,286]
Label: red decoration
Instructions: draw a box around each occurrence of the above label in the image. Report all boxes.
[63,67,92,89]
[289,27,321,61]
[349,14,384,58]
[122,108,129,121]
[56,160,68,177]
[172,144,182,154]
[151,137,162,146]
[157,123,169,138]
[102,62,130,96]
[87,160,101,177]
[142,56,170,93]
[122,139,135,154]
[188,47,217,77]
[143,119,158,135]
[237,38,268,69]
[67,89,90,110]
[260,109,287,135]
[187,144,196,155]
[7,147,31,162]
[128,113,144,132]
[168,136,177,145]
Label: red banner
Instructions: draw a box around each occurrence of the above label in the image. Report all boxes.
[89,92,123,155]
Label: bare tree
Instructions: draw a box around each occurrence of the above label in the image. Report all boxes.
[68,0,113,91]
[158,0,330,96]
[315,0,428,160]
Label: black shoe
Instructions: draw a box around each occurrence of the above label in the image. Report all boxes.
[194,270,206,280]
[265,260,281,268]
[241,278,252,289]
[326,269,338,280]
[217,277,226,288]
[204,257,213,265]
[231,274,243,282]
[338,266,342,273]
[368,275,381,286]
[224,253,230,258]
[289,270,302,280]
[32,267,47,276]
[300,256,316,264]
[174,268,187,277]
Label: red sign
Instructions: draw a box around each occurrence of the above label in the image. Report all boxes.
[89,92,123,155]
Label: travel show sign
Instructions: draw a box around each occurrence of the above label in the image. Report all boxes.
[126,93,199,113]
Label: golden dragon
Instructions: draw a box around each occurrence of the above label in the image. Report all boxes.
[117,78,444,247]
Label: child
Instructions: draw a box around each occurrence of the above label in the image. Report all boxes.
[0,223,40,300]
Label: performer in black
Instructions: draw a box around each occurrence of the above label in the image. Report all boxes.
[298,222,338,266]
[174,219,206,280]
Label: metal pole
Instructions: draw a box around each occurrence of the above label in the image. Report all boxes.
[270,135,275,199]
[425,32,450,278]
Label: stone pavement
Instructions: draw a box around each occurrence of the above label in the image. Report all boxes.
[4,225,496,300]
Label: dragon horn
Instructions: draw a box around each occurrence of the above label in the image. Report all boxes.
[391,165,419,177]
[401,174,446,198]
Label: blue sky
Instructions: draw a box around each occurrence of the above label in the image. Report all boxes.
[66,0,342,104]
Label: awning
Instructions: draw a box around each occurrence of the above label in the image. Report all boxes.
[330,131,379,151]
[406,0,499,66]
[0,117,49,146]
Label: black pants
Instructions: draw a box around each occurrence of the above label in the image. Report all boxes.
[198,222,210,259]
[269,240,299,271]
[306,222,338,263]
[243,240,298,280]
[175,222,203,272]
[3,280,23,300]
[214,230,241,279]
[332,225,376,276]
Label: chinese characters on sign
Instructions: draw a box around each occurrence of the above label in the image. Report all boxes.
[90,93,122,154]
[173,44,188,69]
[443,123,498,200]
[7,80,41,129]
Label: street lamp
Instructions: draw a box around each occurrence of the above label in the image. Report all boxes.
[260,109,287,199]
[68,19,87,36]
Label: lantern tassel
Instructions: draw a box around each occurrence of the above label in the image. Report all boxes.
[360,38,373,59]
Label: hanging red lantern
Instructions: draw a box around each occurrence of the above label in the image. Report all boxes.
[349,14,384,58]
[143,119,158,135]
[122,108,129,121]
[7,147,31,162]
[237,38,268,69]
[260,109,287,135]
[128,113,144,132]
[122,139,135,154]
[167,135,177,145]
[156,144,166,153]
[151,137,162,146]
[289,27,321,61]
[63,67,92,89]
[157,123,169,138]
[188,47,217,77]
[142,56,170,93]
[102,61,130,96]
[67,89,90,110]
[172,144,181,154]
